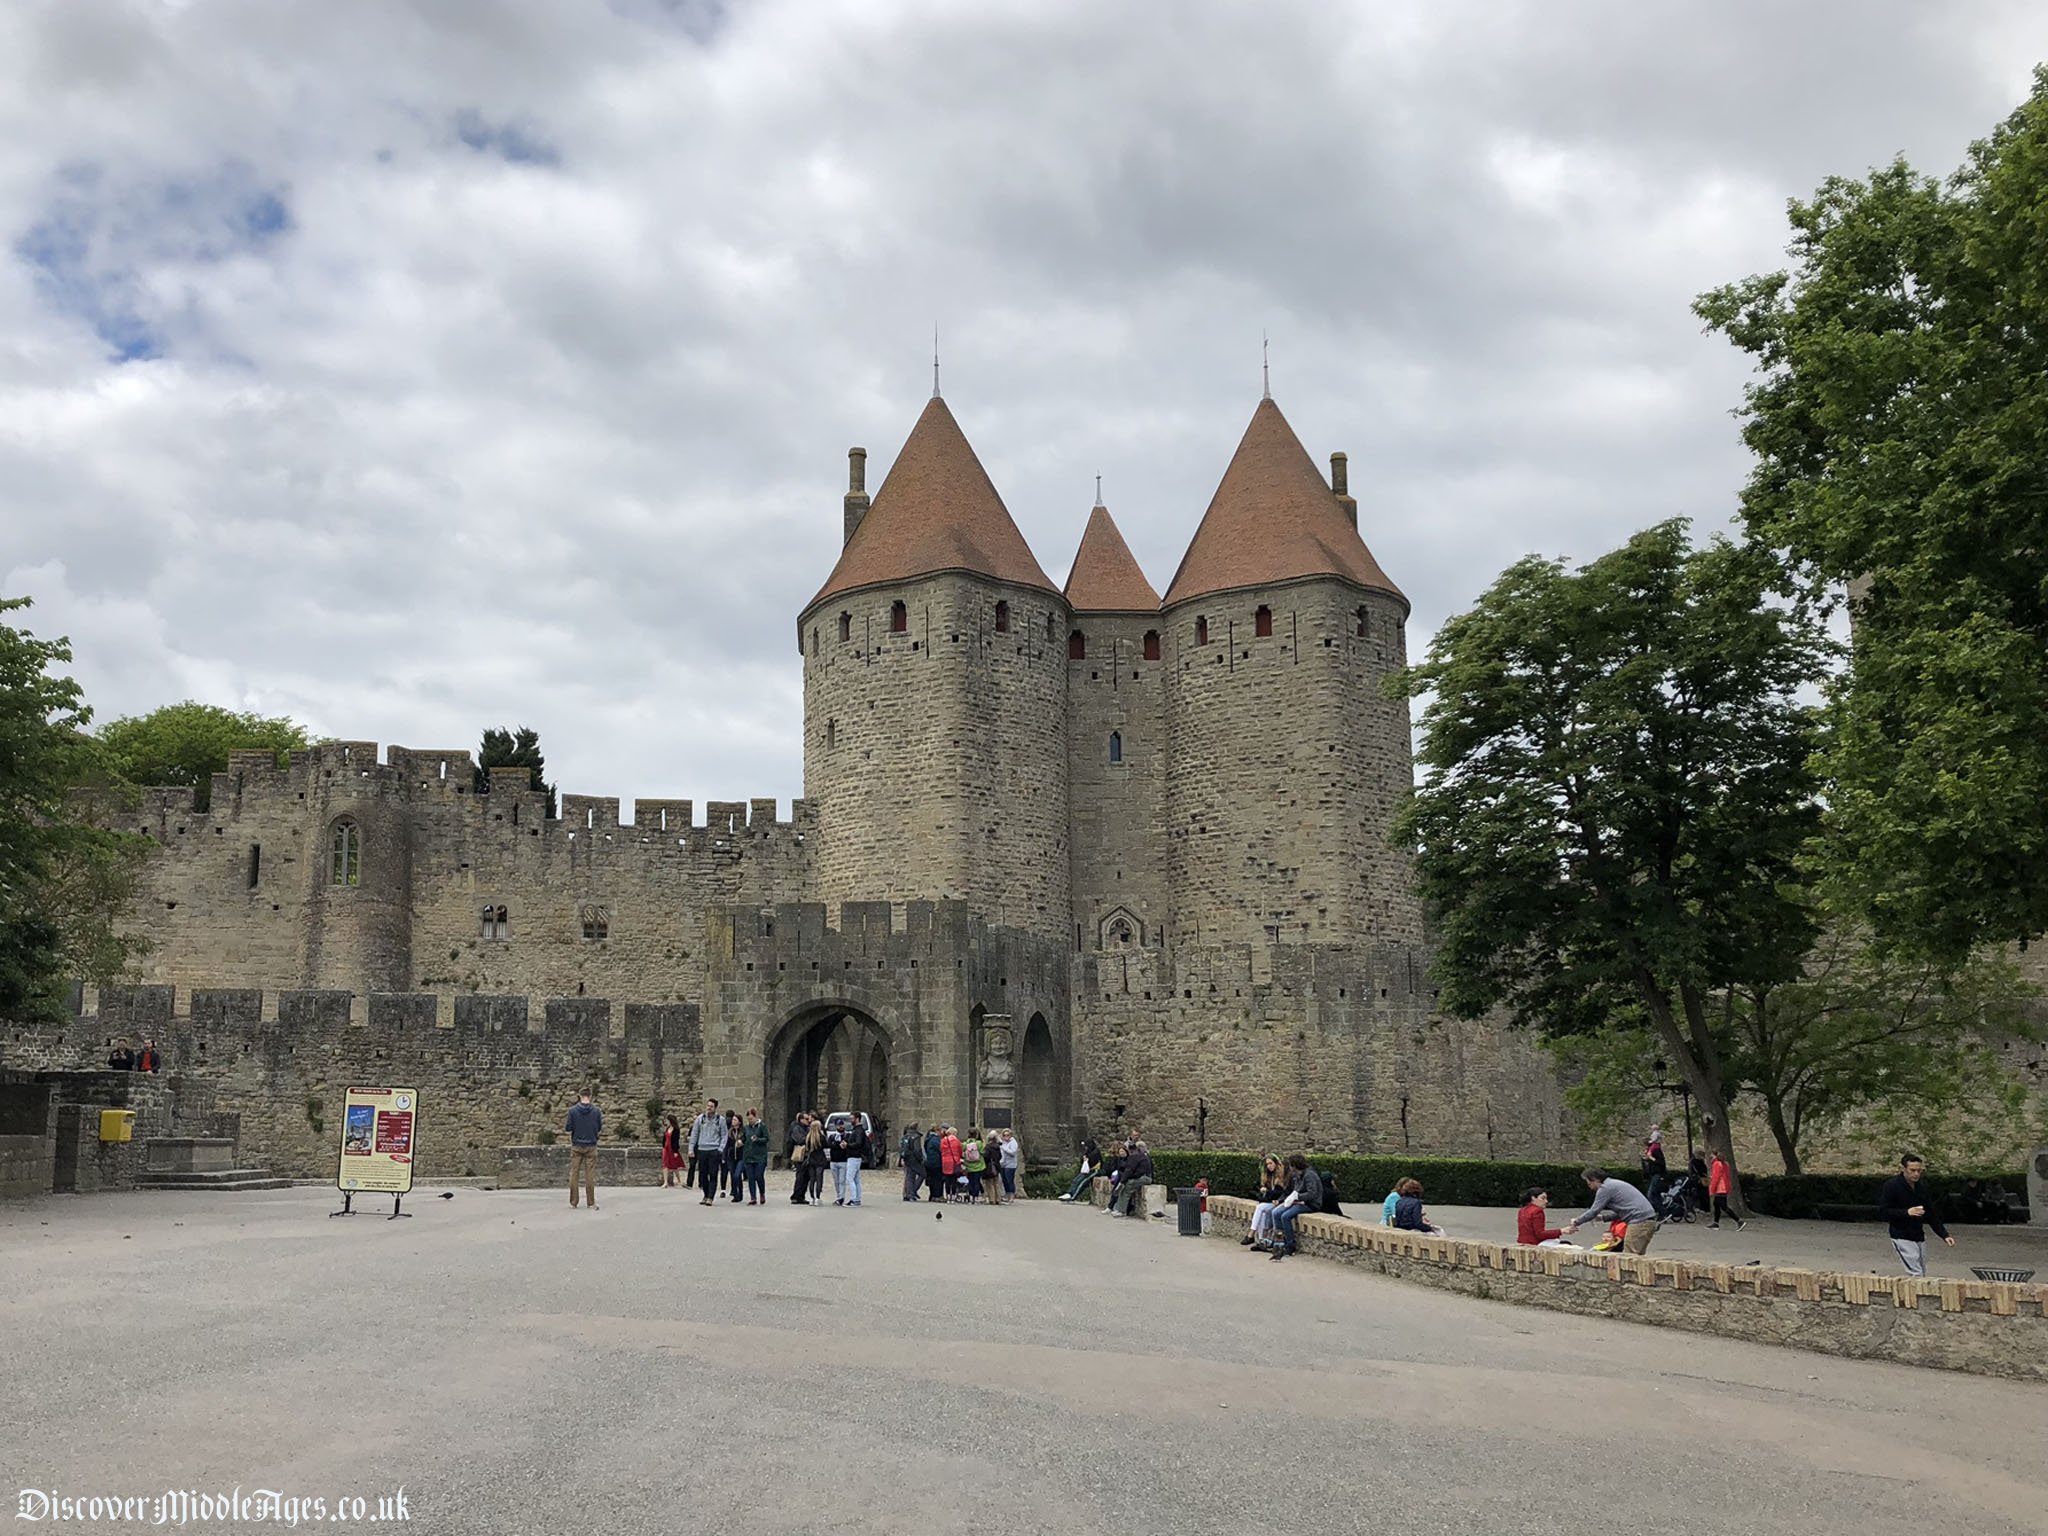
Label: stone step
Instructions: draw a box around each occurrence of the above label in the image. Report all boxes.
[135,1169,292,1192]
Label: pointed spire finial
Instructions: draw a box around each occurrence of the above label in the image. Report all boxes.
[933,324,941,399]
[1095,474,1103,506]
[1262,331,1271,400]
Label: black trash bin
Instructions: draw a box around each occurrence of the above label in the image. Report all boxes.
[1176,1187,1203,1237]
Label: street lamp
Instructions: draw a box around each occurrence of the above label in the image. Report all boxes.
[1646,1060,1696,1165]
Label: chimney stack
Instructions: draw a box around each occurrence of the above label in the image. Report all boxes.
[843,447,870,545]
[1330,452,1357,531]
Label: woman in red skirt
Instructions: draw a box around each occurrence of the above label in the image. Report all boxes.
[659,1113,684,1188]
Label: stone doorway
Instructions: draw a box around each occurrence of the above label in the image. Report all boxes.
[1018,1011,1060,1165]
[764,1004,892,1153]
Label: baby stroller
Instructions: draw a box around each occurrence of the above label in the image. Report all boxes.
[1654,1175,1700,1224]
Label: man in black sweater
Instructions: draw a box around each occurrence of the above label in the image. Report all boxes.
[1878,1153,1955,1276]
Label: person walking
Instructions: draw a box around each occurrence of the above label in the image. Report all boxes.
[1707,1152,1744,1229]
[740,1108,769,1205]
[659,1113,684,1189]
[1561,1168,1660,1254]
[726,1110,747,1202]
[1641,1128,1669,1207]
[827,1115,851,1204]
[789,1113,813,1205]
[924,1126,946,1203]
[566,1090,602,1211]
[842,1113,869,1206]
[1878,1153,1955,1276]
[689,1098,728,1208]
[998,1130,1021,1203]
[900,1124,926,1201]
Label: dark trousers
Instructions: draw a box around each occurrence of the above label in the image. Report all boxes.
[904,1163,924,1200]
[695,1150,723,1198]
[927,1167,946,1202]
[791,1161,809,1203]
[1712,1193,1735,1223]
[728,1158,746,1199]
[743,1162,766,1201]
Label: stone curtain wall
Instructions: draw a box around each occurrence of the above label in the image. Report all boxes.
[1163,579,1422,952]
[1073,941,1574,1159]
[1204,1197,2048,1381]
[1067,609,1169,958]
[2,988,704,1181]
[113,741,815,1005]
[801,573,1072,946]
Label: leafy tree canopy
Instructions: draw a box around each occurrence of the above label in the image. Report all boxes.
[1696,68,2048,963]
[1393,522,1835,1195]
[0,597,148,1020]
[98,701,309,811]
[478,726,556,817]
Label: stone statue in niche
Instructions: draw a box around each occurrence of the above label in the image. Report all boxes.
[980,1022,1014,1088]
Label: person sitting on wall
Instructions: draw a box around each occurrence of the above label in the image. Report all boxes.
[1560,1168,1661,1254]
[107,1039,135,1071]
[1108,1136,1153,1217]
[1268,1154,1322,1261]
[1517,1187,1570,1246]
[137,1038,161,1073]
[1380,1184,1402,1225]
[1391,1178,1448,1236]
[1058,1136,1103,1203]
[1242,1155,1289,1249]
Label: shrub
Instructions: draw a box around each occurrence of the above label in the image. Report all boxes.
[536,1129,557,1146]
[1023,1162,1077,1200]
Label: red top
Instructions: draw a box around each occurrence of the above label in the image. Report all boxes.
[940,1134,962,1176]
[1708,1158,1732,1196]
[1517,1203,1562,1244]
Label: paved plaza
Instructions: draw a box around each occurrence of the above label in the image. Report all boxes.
[4,1181,2044,1536]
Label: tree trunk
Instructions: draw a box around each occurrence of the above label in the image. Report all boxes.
[1634,971,1751,1216]
[1762,1095,1803,1175]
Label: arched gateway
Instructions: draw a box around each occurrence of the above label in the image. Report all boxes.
[764,1003,893,1149]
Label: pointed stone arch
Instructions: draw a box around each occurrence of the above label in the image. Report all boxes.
[1096,905,1141,950]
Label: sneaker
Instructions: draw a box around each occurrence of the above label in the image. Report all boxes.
[834,1198,844,1206]
[1269,1251,1286,1262]
[1737,1219,1748,1230]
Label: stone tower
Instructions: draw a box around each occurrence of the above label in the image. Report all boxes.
[1064,501,1167,955]
[1159,397,1421,949]
[797,396,1072,945]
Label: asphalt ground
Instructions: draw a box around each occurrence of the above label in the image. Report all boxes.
[3,1178,2044,1536]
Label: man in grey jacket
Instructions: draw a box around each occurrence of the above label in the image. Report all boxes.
[1562,1167,1661,1253]
[689,1098,729,1208]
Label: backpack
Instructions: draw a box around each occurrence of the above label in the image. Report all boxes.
[1318,1170,1344,1217]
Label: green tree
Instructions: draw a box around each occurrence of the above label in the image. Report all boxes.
[1722,926,2040,1174]
[1696,69,2048,964]
[0,597,150,1020]
[1392,523,1834,1203]
[478,726,556,817]
[99,701,309,811]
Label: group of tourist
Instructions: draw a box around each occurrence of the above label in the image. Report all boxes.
[104,1038,162,1072]
[1055,1133,1156,1216]
[895,1123,1024,1203]
[655,1099,772,1205]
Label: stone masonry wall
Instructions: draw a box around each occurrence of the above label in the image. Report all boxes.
[1163,578,1421,952]
[801,573,1071,947]
[1067,610,1168,958]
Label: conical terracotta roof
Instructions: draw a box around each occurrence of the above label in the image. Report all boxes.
[1161,398,1405,608]
[1063,503,1161,612]
[807,397,1056,610]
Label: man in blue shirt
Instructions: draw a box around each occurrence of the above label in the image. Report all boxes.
[565,1091,602,1210]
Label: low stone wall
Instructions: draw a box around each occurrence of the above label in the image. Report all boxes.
[1204,1196,2048,1382]
[497,1144,667,1189]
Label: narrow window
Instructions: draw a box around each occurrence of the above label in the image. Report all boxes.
[1108,731,1122,763]
[1046,612,1055,640]
[889,600,908,633]
[481,904,510,940]
[1142,630,1160,661]
[247,843,261,888]
[580,904,609,941]
[1195,616,1209,646]
[329,821,360,887]
[994,600,1009,633]
[1068,630,1086,660]
[810,627,818,655]
[1255,605,1273,637]
[1355,605,1368,637]
[839,612,852,642]
[826,718,837,749]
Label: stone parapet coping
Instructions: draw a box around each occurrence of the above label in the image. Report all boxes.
[1204,1196,2048,1380]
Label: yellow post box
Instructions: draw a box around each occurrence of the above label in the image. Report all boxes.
[98,1109,135,1143]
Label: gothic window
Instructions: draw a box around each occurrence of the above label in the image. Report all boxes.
[1255,605,1273,637]
[1142,630,1160,661]
[329,820,360,886]
[889,601,908,633]
[838,612,852,642]
[1111,920,1132,945]
[994,600,1009,633]
[1356,605,1368,637]
[1195,616,1209,646]
[1108,731,1122,763]
[1068,631,1086,660]
[580,904,609,941]
[481,904,509,940]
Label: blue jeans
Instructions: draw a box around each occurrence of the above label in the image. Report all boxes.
[831,1160,848,1201]
[743,1162,765,1201]
[1273,1204,1308,1253]
[845,1158,863,1204]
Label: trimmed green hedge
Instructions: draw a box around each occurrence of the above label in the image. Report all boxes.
[1139,1149,2032,1223]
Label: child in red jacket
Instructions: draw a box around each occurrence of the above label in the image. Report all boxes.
[1708,1155,1745,1229]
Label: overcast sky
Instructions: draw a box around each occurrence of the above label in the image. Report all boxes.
[4,3,2045,812]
